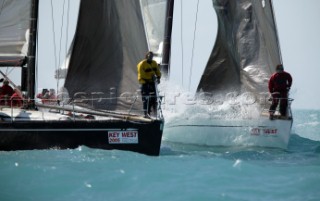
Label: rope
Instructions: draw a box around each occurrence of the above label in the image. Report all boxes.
[188,0,200,91]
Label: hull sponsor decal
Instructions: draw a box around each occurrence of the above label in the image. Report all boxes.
[250,128,278,136]
[108,130,138,144]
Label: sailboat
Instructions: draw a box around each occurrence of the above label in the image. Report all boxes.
[0,0,168,156]
[163,0,293,149]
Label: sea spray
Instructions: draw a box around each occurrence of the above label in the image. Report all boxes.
[161,79,264,122]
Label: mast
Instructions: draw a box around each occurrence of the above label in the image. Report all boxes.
[160,0,174,77]
[26,0,39,109]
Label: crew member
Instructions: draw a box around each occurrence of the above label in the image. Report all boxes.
[268,64,292,120]
[10,86,24,107]
[137,51,161,117]
[0,79,14,105]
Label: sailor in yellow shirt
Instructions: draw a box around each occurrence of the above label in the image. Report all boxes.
[137,51,161,117]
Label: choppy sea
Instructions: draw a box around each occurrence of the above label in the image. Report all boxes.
[0,109,319,201]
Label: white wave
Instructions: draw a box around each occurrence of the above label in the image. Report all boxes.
[160,79,263,122]
[296,122,320,128]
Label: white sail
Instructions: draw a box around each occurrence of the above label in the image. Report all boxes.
[0,0,31,60]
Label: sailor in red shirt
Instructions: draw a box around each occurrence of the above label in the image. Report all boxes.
[0,79,14,105]
[268,64,292,119]
[10,86,24,107]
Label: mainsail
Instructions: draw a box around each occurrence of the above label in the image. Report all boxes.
[64,0,166,115]
[0,0,31,66]
[197,0,281,98]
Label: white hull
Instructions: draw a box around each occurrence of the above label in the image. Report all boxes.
[163,115,293,149]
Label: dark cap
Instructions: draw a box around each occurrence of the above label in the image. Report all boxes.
[145,51,154,59]
[276,64,284,71]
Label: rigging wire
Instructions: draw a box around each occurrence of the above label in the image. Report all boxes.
[139,0,151,51]
[50,0,58,71]
[65,0,70,66]
[188,0,200,91]
[56,0,67,92]
[180,0,184,86]
[59,0,70,93]
[49,0,70,93]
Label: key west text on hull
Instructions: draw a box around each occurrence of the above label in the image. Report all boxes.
[0,107,163,156]
[164,109,293,149]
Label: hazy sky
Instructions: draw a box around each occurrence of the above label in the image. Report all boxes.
[273,0,320,110]
[36,0,79,91]
[31,0,320,110]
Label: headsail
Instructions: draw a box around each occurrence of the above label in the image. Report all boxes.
[64,0,167,115]
[197,0,281,96]
[0,0,31,66]
[140,0,167,62]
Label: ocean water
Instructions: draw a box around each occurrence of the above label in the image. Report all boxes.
[0,109,319,201]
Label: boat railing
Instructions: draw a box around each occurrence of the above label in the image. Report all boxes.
[0,94,164,121]
[261,97,294,119]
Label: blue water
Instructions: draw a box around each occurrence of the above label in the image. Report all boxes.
[1,109,319,201]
